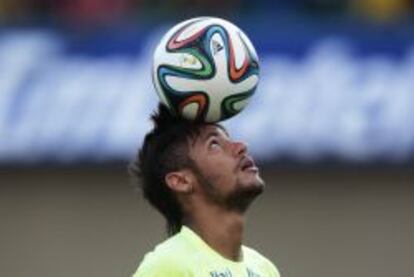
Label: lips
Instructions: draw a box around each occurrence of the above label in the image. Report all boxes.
[239,156,257,171]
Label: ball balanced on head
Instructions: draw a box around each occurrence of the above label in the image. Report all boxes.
[152,17,260,123]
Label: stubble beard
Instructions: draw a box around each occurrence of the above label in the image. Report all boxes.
[191,164,264,213]
[226,178,264,213]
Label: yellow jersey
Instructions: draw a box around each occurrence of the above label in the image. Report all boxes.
[133,226,280,277]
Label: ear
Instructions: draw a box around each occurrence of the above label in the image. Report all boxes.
[165,170,194,194]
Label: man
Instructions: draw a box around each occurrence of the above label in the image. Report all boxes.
[130,104,280,276]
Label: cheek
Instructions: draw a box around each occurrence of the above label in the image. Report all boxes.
[202,157,238,188]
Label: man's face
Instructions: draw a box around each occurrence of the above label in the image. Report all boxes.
[188,124,264,211]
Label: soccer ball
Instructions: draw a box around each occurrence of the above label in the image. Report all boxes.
[152,17,260,123]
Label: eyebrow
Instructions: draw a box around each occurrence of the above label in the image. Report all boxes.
[202,130,220,142]
[202,127,229,143]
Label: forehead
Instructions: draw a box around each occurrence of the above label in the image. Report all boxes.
[202,124,228,138]
[192,124,229,144]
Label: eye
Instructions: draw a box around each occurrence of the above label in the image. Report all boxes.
[209,138,221,150]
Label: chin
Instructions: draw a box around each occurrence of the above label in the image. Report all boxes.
[247,180,265,195]
[241,171,265,191]
[228,181,263,213]
[238,174,265,201]
[225,171,265,212]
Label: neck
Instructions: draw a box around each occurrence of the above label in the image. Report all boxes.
[185,204,245,261]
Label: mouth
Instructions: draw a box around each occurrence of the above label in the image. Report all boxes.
[239,156,258,172]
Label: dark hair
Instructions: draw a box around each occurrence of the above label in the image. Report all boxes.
[129,104,204,236]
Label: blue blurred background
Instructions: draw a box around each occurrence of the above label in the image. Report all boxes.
[1,1,414,277]
[1,0,414,164]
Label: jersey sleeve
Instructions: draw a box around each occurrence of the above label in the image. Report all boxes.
[242,246,281,277]
[263,257,281,277]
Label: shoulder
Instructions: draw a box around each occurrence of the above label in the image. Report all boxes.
[133,253,189,277]
[243,246,281,277]
[132,234,193,277]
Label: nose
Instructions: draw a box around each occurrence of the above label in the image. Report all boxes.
[232,140,248,157]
